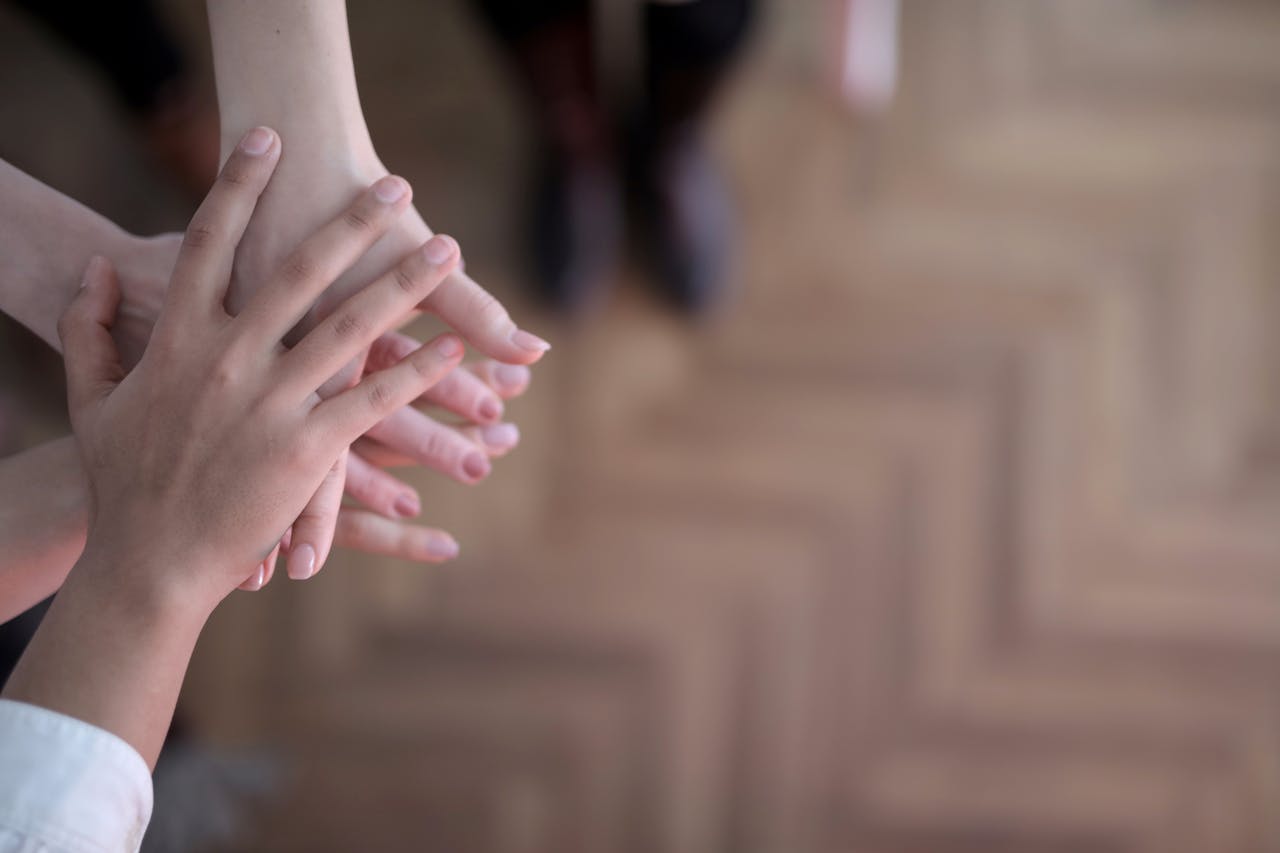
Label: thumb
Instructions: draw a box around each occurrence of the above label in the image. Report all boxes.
[58,256,125,420]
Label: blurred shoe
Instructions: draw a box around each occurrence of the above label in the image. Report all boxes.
[633,127,735,317]
[483,14,623,314]
[530,147,624,314]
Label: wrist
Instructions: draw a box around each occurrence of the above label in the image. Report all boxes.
[67,537,221,631]
[4,541,210,768]
[219,113,376,169]
[209,0,375,167]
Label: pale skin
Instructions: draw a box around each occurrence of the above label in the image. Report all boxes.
[3,127,478,768]
[0,353,531,622]
[0,157,533,584]
[201,0,550,581]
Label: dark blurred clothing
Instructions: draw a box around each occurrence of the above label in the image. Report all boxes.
[470,0,755,314]
[10,0,185,115]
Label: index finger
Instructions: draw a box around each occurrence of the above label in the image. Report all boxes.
[164,127,280,321]
[418,268,551,365]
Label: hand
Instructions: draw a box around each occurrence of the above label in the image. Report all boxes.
[252,349,535,589]
[224,146,550,365]
[104,239,533,584]
[57,126,466,610]
[222,142,549,581]
[106,235,528,498]
[343,340,533,521]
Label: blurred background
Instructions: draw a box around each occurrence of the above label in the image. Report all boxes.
[3,0,1280,850]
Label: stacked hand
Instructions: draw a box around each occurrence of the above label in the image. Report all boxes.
[4,128,508,767]
[98,134,541,586]
[63,127,519,602]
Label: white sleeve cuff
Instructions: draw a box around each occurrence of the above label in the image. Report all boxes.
[0,698,152,852]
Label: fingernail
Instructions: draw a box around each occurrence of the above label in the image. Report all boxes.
[462,451,491,480]
[510,329,551,354]
[434,335,463,359]
[493,363,531,391]
[426,536,460,560]
[240,126,274,155]
[373,175,408,204]
[478,397,503,421]
[287,544,316,581]
[393,493,420,518]
[423,234,457,265]
[247,564,265,591]
[481,423,520,450]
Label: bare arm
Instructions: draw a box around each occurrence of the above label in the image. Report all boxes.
[206,0,550,362]
[0,161,138,351]
[0,439,87,623]
[208,0,373,161]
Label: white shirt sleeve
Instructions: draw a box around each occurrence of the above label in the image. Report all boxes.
[0,699,152,852]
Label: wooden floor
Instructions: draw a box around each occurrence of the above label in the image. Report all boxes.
[5,0,1280,851]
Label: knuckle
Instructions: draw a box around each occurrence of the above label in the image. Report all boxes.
[208,353,241,388]
[217,161,253,187]
[280,252,317,285]
[342,206,375,232]
[182,222,217,251]
[365,379,399,414]
[414,430,456,466]
[148,321,181,356]
[349,464,391,503]
[392,264,421,295]
[329,310,367,341]
[286,428,321,469]
[466,287,509,327]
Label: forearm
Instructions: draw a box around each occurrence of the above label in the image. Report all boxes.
[209,0,375,164]
[0,439,88,623]
[2,549,211,770]
[209,0,397,330]
[0,161,134,350]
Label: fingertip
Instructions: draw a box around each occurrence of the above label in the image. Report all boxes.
[433,334,464,360]
[423,234,459,266]
[491,363,532,396]
[238,126,277,157]
[373,175,410,205]
[509,328,551,357]
[477,395,503,422]
[480,422,520,453]
[393,491,421,519]
[80,255,120,296]
[241,563,266,592]
[287,543,317,581]
[461,450,491,481]
[423,534,459,562]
